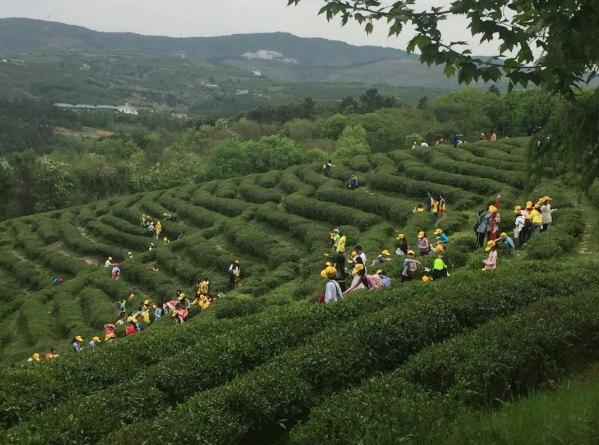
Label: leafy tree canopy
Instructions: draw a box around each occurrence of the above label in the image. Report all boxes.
[287,0,599,98]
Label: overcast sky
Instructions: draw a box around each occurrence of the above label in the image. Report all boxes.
[0,0,499,55]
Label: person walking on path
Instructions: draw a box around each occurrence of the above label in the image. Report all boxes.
[417,231,431,256]
[439,195,446,217]
[401,250,420,282]
[321,265,343,303]
[155,221,162,240]
[540,196,556,231]
[229,260,240,290]
[482,240,498,271]
[104,257,113,268]
[111,263,120,280]
[349,174,358,189]
[354,245,367,271]
[323,160,335,177]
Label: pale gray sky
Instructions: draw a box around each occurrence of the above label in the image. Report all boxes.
[0,0,499,54]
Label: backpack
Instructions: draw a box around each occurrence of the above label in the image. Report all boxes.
[407,260,417,278]
[524,218,532,229]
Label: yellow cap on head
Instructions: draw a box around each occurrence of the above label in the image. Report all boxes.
[352,264,365,274]
[33,353,40,361]
[396,234,405,240]
[434,245,444,254]
[407,250,415,255]
[381,250,390,256]
[75,336,83,342]
[108,257,112,261]
[434,229,443,235]
[129,293,135,299]
[376,269,383,274]
[488,205,497,213]
[320,266,337,279]
[485,240,496,251]
[418,231,425,239]
[500,232,507,238]
[92,336,100,342]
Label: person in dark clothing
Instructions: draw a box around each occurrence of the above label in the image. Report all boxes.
[333,254,348,292]
[452,133,460,148]
[525,125,533,137]
[228,260,240,290]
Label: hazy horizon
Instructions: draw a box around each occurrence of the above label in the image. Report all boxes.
[0,0,502,55]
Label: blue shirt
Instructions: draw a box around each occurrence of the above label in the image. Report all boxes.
[438,233,449,244]
[88,341,97,349]
[499,236,515,249]
[72,341,81,352]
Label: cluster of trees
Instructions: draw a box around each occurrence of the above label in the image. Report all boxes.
[0,86,575,220]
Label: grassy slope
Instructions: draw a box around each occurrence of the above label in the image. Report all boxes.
[0,137,597,444]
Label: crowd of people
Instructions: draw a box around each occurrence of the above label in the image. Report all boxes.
[26,190,557,362]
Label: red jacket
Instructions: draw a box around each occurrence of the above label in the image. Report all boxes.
[125,325,137,336]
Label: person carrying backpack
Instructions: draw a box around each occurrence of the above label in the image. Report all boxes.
[401,250,421,282]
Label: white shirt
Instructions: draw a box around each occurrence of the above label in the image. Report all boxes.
[541,203,552,224]
[420,142,429,147]
[105,260,112,268]
[324,280,343,303]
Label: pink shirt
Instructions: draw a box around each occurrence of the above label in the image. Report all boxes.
[346,275,380,292]
[483,250,497,270]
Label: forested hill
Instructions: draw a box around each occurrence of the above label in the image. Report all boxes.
[0,18,410,67]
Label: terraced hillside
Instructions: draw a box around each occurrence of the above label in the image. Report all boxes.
[0,137,597,445]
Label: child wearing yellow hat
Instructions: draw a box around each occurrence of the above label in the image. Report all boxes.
[417,231,431,256]
[396,233,409,255]
[371,250,392,267]
[88,337,101,349]
[72,336,83,353]
[431,245,448,279]
[320,265,343,303]
[434,228,449,246]
[482,240,497,271]
[401,250,421,282]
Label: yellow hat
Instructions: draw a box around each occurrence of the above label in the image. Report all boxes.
[352,263,365,274]
[127,251,132,255]
[129,293,135,299]
[92,336,100,342]
[75,336,83,342]
[325,262,332,267]
[152,304,157,309]
[179,293,186,299]
[485,240,496,251]
[543,196,552,201]
[33,353,40,361]
[350,251,357,257]
[320,266,337,279]
[418,231,425,239]
[108,257,112,261]
[434,245,444,254]
[172,311,178,317]
[434,229,443,235]
[381,250,390,256]
[526,201,533,208]
[235,260,240,264]
[323,252,329,257]
[514,205,522,211]
[163,213,167,216]
[163,237,168,242]
[500,232,507,238]
[376,269,383,274]
[407,250,415,255]
[396,234,405,240]
[422,276,434,283]
[144,299,149,305]
[488,205,497,213]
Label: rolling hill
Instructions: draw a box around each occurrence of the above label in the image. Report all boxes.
[0,137,598,444]
[0,18,481,87]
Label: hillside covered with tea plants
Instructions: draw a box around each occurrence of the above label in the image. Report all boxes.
[1,137,598,445]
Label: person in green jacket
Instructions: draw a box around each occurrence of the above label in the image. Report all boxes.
[431,245,448,280]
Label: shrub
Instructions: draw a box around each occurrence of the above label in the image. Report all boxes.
[191,193,247,217]
[216,178,240,199]
[158,193,223,229]
[224,218,300,267]
[279,171,315,196]
[436,212,470,234]
[369,172,482,204]
[85,221,149,251]
[284,193,382,231]
[100,263,599,445]
[315,185,413,226]
[101,215,148,236]
[348,155,370,173]
[31,217,61,243]
[212,297,267,319]
[288,291,599,445]
[239,177,284,204]
[258,170,283,188]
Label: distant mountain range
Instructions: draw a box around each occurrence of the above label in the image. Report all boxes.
[0,18,474,87]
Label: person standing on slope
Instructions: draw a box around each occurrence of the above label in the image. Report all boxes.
[336,233,347,254]
[321,265,343,303]
[401,250,421,283]
[229,260,240,290]
[349,173,358,189]
[482,240,498,271]
[155,221,162,240]
[323,160,335,177]
[396,233,409,255]
[104,257,113,268]
[431,198,440,223]
[540,196,556,231]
